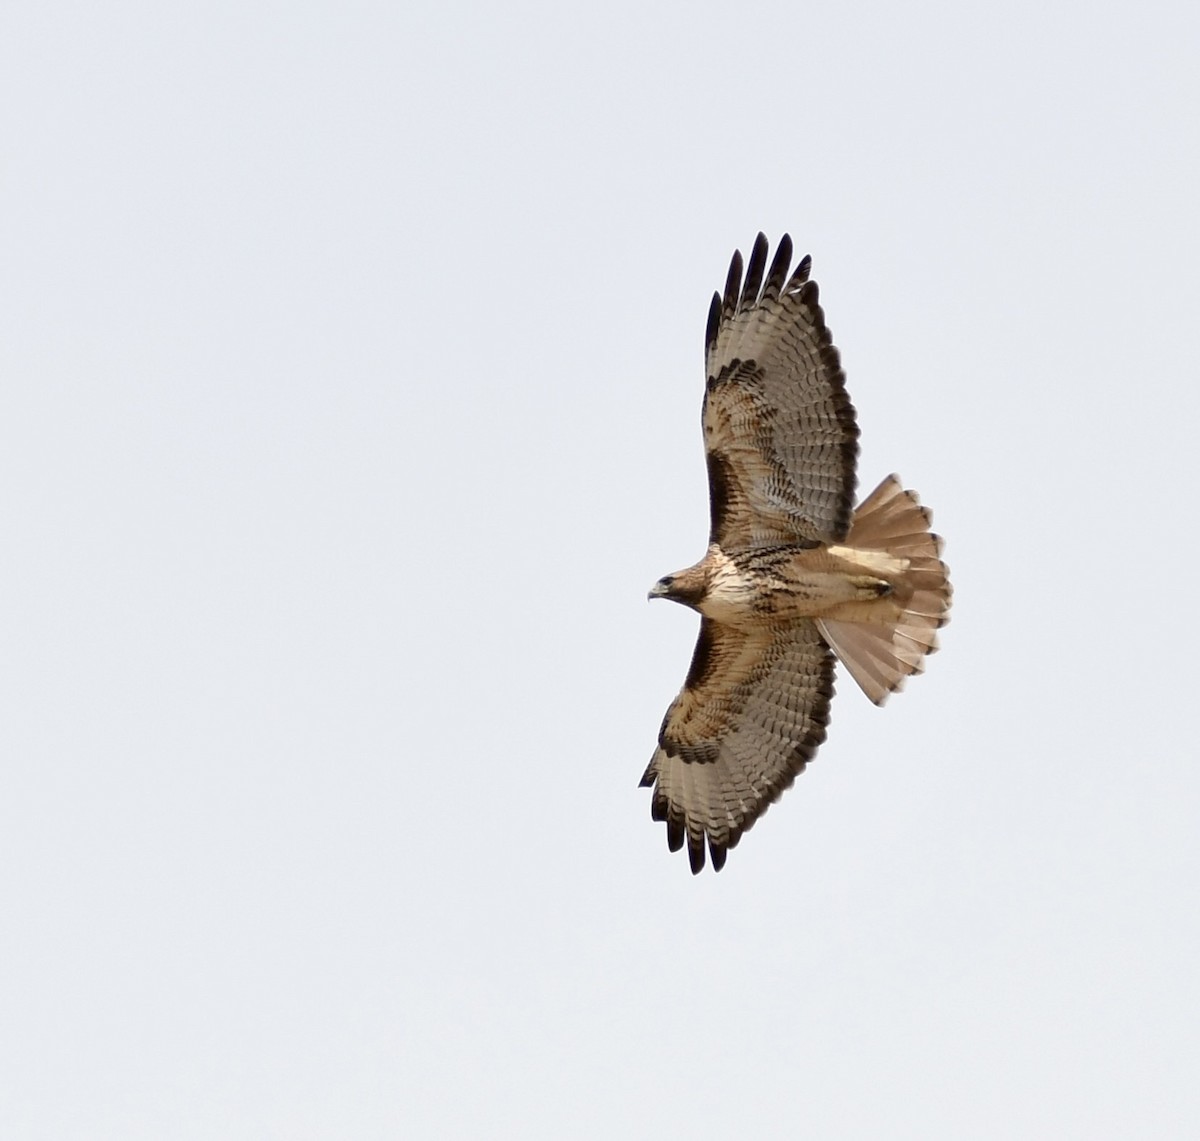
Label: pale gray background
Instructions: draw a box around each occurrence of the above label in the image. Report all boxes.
[3,1,1198,1138]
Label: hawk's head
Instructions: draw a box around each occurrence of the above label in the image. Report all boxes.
[648,567,706,610]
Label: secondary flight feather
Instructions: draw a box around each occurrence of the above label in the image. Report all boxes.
[643,234,952,873]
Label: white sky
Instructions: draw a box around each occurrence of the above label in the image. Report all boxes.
[3,1,1199,1137]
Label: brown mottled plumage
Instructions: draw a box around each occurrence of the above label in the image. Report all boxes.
[643,234,952,874]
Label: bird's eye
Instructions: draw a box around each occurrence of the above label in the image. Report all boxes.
[660,576,674,587]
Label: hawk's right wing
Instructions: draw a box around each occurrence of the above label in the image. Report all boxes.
[640,617,835,874]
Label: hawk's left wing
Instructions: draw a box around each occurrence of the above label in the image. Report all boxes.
[640,618,835,873]
[703,234,860,551]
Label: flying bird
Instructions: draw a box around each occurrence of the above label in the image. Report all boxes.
[643,234,951,873]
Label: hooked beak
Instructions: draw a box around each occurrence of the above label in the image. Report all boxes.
[647,580,669,601]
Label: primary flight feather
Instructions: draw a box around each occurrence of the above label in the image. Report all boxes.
[643,234,952,874]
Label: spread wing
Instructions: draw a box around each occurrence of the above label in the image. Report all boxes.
[640,618,835,873]
[704,233,859,550]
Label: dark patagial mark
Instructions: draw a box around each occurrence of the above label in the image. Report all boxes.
[705,449,733,542]
[682,620,717,691]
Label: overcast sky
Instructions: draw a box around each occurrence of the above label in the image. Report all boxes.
[3,1,1199,1137]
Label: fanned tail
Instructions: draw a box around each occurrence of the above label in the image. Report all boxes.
[816,474,952,705]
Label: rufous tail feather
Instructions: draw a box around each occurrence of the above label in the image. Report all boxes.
[816,474,952,705]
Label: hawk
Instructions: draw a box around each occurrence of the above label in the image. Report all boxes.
[643,234,952,873]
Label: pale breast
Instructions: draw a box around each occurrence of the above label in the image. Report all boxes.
[697,557,761,624]
[699,545,895,626]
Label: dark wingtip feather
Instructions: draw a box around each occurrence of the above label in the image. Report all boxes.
[666,817,685,853]
[688,834,706,874]
[786,254,813,291]
[740,233,769,308]
[705,290,722,357]
[709,842,727,872]
[762,235,793,301]
[722,248,743,320]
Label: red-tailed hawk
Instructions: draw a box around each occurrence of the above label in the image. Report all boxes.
[643,234,952,873]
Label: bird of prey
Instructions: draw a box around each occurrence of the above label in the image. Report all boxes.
[643,234,951,873]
